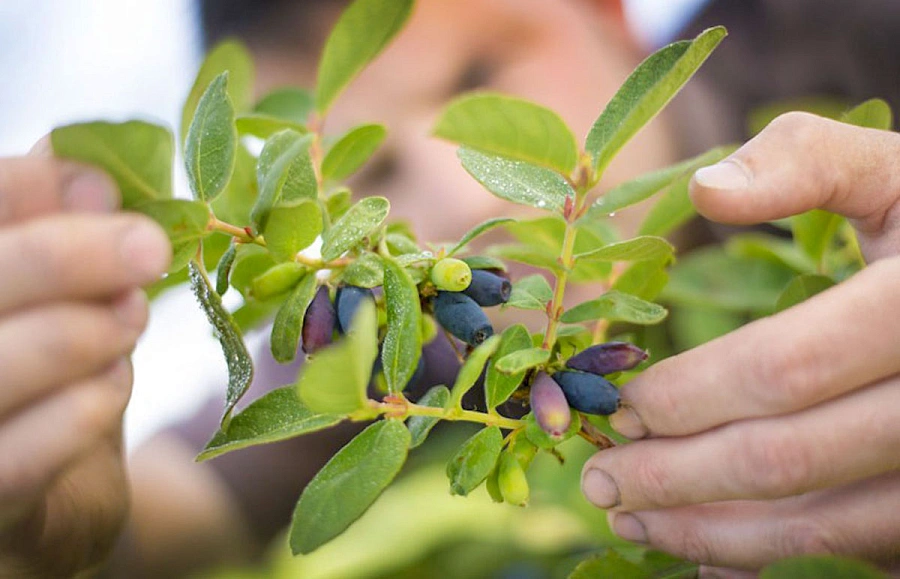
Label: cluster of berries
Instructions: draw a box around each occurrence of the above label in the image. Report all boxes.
[429,258,512,346]
[301,284,374,354]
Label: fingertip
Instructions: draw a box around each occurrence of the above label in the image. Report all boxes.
[689,159,756,224]
[609,405,649,440]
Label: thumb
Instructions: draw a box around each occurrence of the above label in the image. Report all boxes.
[689,111,900,260]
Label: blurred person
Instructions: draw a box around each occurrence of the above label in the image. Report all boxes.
[0,0,899,577]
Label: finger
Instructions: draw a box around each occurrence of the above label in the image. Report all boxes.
[0,157,119,223]
[609,255,900,440]
[689,111,900,261]
[0,358,132,521]
[583,377,900,510]
[606,471,900,571]
[0,291,147,416]
[0,213,170,313]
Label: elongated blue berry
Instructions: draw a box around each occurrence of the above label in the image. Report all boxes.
[301,285,335,353]
[530,372,571,437]
[432,291,493,346]
[566,342,647,375]
[553,370,619,415]
[462,269,512,307]
[335,285,375,334]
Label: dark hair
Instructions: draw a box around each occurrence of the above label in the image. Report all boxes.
[199,0,344,51]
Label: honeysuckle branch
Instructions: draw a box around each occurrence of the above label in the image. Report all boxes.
[364,396,524,431]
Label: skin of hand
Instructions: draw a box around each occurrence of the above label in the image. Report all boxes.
[0,147,170,577]
[580,112,900,576]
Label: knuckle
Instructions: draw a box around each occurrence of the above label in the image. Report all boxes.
[751,334,822,411]
[69,383,124,435]
[734,427,812,496]
[767,111,824,140]
[670,525,718,564]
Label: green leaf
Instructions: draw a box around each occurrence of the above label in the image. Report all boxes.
[461,255,507,272]
[434,93,579,174]
[181,39,254,144]
[575,235,673,263]
[760,555,887,579]
[612,258,669,301]
[215,242,237,296]
[296,300,378,414]
[841,98,893,130]
[458,148,573,213]
[321,196,390,261]
[235,114,308,139]
[254,88,315,123]
[725,233,817,275]
[290,419,410,554]
[135,199,210,245]
[198,386,342,461]
[230,245,277,298]
[524,409,581,449]
[775,274,835,312]
[490,244,562,273]
[584,145,735,218]
[569,550,647,579]
[210,144,257,226]
[485,324,532,409]
[185,73,238,202]
[504,215,565,248]
[325,187,353,222]
[340,252,384,288]
[51,121,174,208]
[270,274,319,363]
[382,259,423,394]
[638,173,695,237]
[494,347,550,375]
[446,217,516,257]
[407,386,450,449]
[561,290,667,324]
[792,210,842,266]
[263,200,323,262]
[321,123,387,181]
[447,335,501,410]
[252,130,317,231]
[506,274,553,311]
[315,0,414,114]
[670,305,744,351]
[586,26,727,173]
[445,426,502,496]
[188,262,253,426]
[250,262,307,301]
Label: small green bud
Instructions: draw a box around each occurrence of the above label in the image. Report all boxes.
[430,257,472,292]
[250,262,307,300]
[485,466,504,503]
[498,451,529,506]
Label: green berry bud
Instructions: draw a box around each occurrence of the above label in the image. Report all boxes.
[250,262,307,300]
[498,451,529,506]
[485,466,504,503]
[430,257,472,292]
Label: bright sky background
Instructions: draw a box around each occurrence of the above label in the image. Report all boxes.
[0,0,707,449]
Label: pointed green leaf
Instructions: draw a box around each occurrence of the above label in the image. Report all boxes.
[841,98,893,130]
[235,114,308,139]
[198,386,342,461]
[760,555,887,579]
[506,274,553,311]
[407,386,450,449]
[461,255,507,272]
[447,217,516,257]
[638,173,695,237]
[792,210,842,266]
[211,144,257,226]
[321,123,387,181]
[325,187,353,222]
[504,216,565,248]
[290,419,410,554]
[315,0,414,114]
[215,242,237,296]
[382,259,422,394]
[297,300,378,414]
[340,252,384,288]
[587,26,727,173]
[458,147,573,213]
[255,88,315,123]
[252,130,317,231]
[181,39,254,144]
[612,258,669,301]
[136,199,210,245]
[445,426,502,496]
[561,290,667,325]
[185,73,238,202]
[250,262,307,301]
[188,262,253,426]
[447,335,501,410]
[725,233,816,274]
[775,274,835,312]
[575,235,673,263]
[434,93,579,174]
[230,245,277,298]
[51,121,174,208]
[271,273,319,363]
[494,347,550,375]
[321,196,390,261]
[485,324,532,409]
[263,200,323,263]
[490,244,562,273]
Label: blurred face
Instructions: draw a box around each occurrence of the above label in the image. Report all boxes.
[255,0,678,241]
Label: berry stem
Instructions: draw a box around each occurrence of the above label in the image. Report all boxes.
[369,397,524,430]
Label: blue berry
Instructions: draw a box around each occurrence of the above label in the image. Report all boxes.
[432,291,493,346]
[530,372,571,437]
[463,269,512,307]
[335,285,375,334]
[566,342,647,375]
[552,370,619,415]
[301,285,335,354]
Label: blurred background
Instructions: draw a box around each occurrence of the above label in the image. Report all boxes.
[0,0,707,450]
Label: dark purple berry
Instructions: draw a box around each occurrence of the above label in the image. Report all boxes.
[566,342,648,375]
[462,269,512,307]
[552,370,619,415]
[301,285,335,354]
[335,285,375,334]
[432,291,493,346]
[530,372,571,437]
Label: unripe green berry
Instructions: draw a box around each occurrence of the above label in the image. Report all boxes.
[430,257,472,292]
[250,262,307,300]
[498,451,529,506]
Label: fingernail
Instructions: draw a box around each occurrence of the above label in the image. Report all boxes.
[582,468,620,508]
[113,289,148,329]
[120,221,171,281]
[610,406,648,439]
[608,512,647,544]
[63,170,119,212]
[694,160,751,190]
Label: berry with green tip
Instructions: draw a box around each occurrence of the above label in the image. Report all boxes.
[301,285,335,354]
[462,269,512,307]
[498,450,529,506]
[529,372,571,437]
[553,370,620,415]
[432,291,493,346]
[430,257,472,292]
[335,285,375,334]
[566,342,647,375]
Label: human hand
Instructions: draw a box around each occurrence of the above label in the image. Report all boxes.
[580,112,900,576]
[0,148,170,577]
